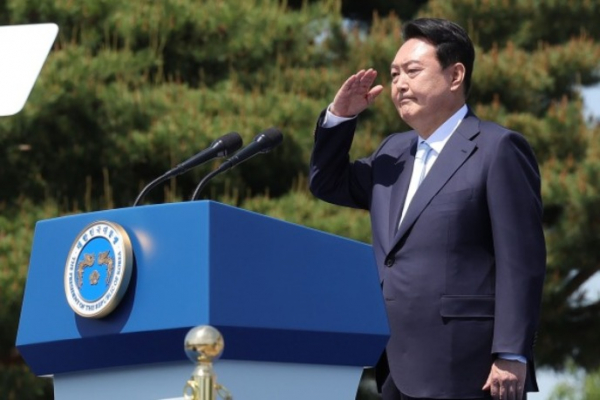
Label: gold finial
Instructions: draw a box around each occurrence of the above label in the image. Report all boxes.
[185,325,225,363]
[183,326,232,400]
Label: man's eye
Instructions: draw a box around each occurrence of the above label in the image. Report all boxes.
[391,71,399,78]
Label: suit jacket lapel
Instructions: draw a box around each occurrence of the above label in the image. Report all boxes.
[392,114,480,247]
[388,138,418,241]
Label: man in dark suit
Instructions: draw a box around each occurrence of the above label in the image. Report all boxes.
[309,18,546,400]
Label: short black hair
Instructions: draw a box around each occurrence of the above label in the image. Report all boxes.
[402,18,475,97]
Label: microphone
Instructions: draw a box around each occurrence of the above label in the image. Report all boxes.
[166,132,243,179]
[132,132,242,206]
[191,127,283,200]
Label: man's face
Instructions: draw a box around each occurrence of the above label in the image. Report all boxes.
[390,38,459,134]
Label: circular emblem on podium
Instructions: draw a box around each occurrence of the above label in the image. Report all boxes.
[64,221,133,318]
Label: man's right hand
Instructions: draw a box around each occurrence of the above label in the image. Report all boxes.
[330,69,384,118]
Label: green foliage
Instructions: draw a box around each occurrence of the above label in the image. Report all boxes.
[286,0,427,22]
[424,0,600,51]
[0,200,63,399]
[549,362,600,400]
[2,0,600,397]
[105,0,339,87]
[0,364,52,400]
[538,124,600,369]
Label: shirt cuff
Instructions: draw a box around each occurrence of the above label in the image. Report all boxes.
[321,104,357,128]
[497,353,527,364]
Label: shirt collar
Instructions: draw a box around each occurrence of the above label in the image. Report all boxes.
[419,104,468,153]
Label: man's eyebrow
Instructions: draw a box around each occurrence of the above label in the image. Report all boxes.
[390,60,421,69]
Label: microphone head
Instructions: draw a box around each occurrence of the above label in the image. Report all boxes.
[255,127,283,153]
[213,131,243,157]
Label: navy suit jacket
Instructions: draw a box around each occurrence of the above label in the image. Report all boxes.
[309,108,546,398]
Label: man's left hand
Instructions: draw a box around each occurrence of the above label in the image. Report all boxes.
[482,358,526,400]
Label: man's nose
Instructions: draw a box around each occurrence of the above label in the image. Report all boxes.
[394,74,408,91]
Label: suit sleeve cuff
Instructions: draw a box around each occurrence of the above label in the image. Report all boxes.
[497,353,527,364]
[321,104,357,128]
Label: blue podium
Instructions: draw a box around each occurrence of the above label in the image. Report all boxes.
[17,201,389,399]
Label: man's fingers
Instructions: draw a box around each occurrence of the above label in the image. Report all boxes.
[490,378,500,399]
[507,382,517,400]
[342,69,378,94]
[484,359,527,399]
[482,373,498,398]
[367,85,384,104]
[331,69,380,117]
[517,384,524,399]
[488,376,521,400]
[482,376,491,391]
[339,74,360,93]
[498,380,506,400]
[357,68,377,85]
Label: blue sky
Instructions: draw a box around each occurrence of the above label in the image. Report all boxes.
[583,83,600,120]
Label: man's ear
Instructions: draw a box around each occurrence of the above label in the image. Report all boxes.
[449,63,466,93]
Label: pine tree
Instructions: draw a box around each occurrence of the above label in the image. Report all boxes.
[1,0,600,398]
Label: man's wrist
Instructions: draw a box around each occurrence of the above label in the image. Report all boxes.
[322,104,357,128]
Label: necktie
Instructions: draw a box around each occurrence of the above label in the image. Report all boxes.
[417,141,433,186]
[398,141,434,229]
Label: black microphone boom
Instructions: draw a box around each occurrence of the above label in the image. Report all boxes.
[132,132,242,206]
[191,127,283,201]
